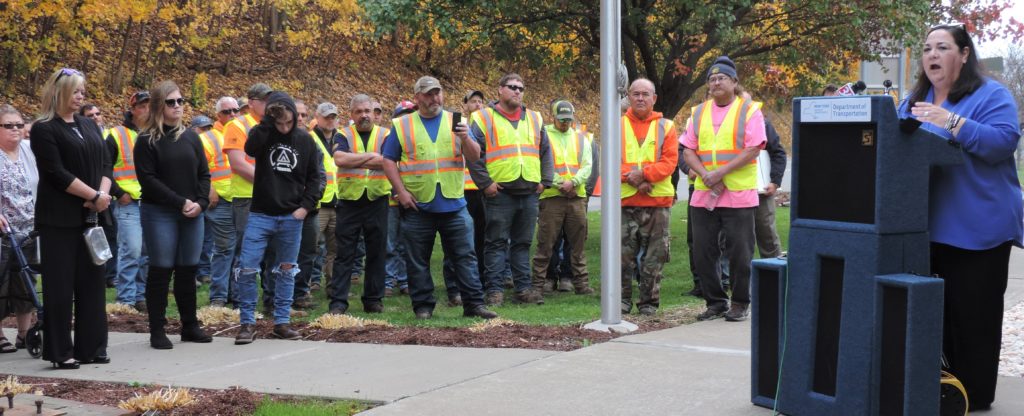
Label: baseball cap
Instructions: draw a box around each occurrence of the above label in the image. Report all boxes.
[190,115,214,129]
[392,100,417,118]
[246,83,273,100]
[553,100,575,121]
[129,91,150,107]
[316,102,339,117]
[463,90,484,104]
[413,76,442,94]
[236,97,249,109]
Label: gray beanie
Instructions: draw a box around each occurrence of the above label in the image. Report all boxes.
[707,56,738,81]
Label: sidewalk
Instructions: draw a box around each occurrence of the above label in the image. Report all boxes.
[0,248,1020,414]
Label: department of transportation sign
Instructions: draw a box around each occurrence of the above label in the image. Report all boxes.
[800,98,872,123]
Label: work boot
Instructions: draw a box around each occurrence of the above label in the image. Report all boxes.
[638,305,658,316]
[574,281,595,295]
[620,301,632,315]
[234,324,256,345]
[542,280,555,294]
[364,302,384,313]
[512,289,544,305]
[384,287,394,297]
[557,279,573,292]
[272,324,301,340]
[447,294,463,307]
[485,291,504,307]
[697,307,728,321]
[292,294,317,310]
[724,303,749,322]
[463,305,499,319]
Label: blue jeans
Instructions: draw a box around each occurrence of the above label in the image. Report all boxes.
[293,211,319,298]
[482,192,539,294]
[236,212,303,325]
[205,200,236,303]
[115,199,149,304]
[140,203,204,268]
[231,198,275,306]
[401,207,484,312]
[385,205,408,290]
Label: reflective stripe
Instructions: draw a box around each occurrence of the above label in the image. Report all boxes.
[111,126,134,169]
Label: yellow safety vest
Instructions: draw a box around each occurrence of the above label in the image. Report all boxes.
[620,116,676,198]
[224,114,258,198]
[689,98,760,191]
[393,111,464,203]
[542,125,588,199]
[309,128,338,205]
[200,130,232,201]
[472,107,543,183]
[110,126,141,199]
[335,125,391,201]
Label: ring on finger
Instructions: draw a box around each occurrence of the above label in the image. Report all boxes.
[924,111,930,117]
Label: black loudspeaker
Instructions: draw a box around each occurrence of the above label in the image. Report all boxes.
[796,123,877,224]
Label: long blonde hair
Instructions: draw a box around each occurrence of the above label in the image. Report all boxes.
[141,80,185,144]
[38,68,85,122]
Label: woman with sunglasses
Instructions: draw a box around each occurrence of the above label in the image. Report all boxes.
[897,23,1021,411]
[30,68,113,369]
[0,104,38,355]
[134,81,212,349]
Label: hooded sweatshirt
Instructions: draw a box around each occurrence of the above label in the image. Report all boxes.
[244,91,325,215]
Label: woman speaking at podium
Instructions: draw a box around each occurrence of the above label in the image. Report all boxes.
[898,23,1022,411]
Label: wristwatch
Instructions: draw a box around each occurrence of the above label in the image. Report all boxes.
[91,191,106,203]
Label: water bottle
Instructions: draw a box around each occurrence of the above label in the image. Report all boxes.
[705,189,721,212]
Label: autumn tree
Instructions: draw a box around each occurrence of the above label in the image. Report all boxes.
[363,0,1024,118]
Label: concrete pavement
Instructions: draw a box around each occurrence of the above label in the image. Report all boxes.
[0,246,1020,414]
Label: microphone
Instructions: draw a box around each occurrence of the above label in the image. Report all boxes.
[852,80,867,95]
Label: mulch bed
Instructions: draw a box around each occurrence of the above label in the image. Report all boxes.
[98,304,701,352]
[0,375,265,415]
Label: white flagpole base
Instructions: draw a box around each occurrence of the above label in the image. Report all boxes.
[583,319,638,334]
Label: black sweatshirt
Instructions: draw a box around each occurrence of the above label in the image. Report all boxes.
[244,92,325,215]
[134,125,211,211]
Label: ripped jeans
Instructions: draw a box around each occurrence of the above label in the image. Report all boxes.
[235,212,303,325]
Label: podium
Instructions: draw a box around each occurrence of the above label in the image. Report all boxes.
[750,96,963,415]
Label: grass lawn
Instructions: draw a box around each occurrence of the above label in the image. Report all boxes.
[252,398,371,415]
[107,204,792,327]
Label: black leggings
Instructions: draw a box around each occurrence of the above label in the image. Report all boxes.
[932,241,1013,410]
[38,225,108,363]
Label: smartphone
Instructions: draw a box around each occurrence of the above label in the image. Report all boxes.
[452,112,462,132]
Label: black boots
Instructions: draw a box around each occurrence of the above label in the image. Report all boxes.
[147,266,173,349]
[147,265,212,349]
[174,265,212,343]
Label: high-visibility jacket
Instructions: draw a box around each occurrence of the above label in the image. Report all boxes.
[690,98,761,191]
[309,128,338,205]
[463,167,477,191]
[335,125,391,201]
[224,113,258,198]
[472,107,543,183]
[110,125,141,199]
[542,125,588,199]
[621,116,675,199]
[393,111,464,203]
[199,129,232,201]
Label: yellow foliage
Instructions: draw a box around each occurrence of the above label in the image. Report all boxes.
[468,318,518,333]
[106,303,143,316]
[0,375,33,396]
[308,313,392,330]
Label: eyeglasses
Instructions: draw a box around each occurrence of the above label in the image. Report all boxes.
[55,68,82,83]
[298,113,308,118]
[930,22,966,32]
[219,108,240,115]
[85,112,101,118]
[708,75,732,84]
[165,98,187,107]
[503,84,525,92]
[1,123,26,130]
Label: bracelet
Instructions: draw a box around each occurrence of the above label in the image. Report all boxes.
[91,191,106,203]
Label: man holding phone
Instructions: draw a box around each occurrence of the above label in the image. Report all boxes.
[381,76,497,320]
[329,94,391,315]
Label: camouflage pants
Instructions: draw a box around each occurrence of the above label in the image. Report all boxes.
[621,207,671,308]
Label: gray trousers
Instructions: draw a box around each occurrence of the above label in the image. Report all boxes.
[690,206,756,311]
[754,193,782,258]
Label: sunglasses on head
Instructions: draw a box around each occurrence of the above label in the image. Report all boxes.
[503,84,525,92]
[55,67,82,83]
[930,22,966,32]
[1,123,26,130]
[220,108,240,115]
[165,98,187,107]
